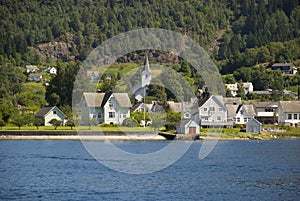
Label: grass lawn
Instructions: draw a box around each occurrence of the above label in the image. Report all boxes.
[0,125,155,132]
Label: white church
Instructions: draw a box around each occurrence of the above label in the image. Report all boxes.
[132,56,152,102]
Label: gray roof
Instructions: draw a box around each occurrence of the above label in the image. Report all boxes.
[226,104,239,116]
[82,92,131,108]
[82,92,105,107]
[251,102,278,109]
[176,119,193,127]
[279,101,300,113]
[168,101,183,113]
[224,97,241,105]
[113,93,132,108]
[242,104,256,116]
[35,106,66,117]
[272,63,294,67]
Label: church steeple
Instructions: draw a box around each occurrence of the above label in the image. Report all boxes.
[143,55,151,73]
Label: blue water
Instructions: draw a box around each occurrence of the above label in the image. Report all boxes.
[0,140,299,200]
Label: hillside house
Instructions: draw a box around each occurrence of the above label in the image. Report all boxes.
[29,74,42,82]
[25,65,39,73]
[225,82,253,97]
[278,101,300,127]
[80,92,132,125]
[271,63,297,75]
[35,106,67,126]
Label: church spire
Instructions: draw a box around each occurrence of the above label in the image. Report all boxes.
[143,55,151,73]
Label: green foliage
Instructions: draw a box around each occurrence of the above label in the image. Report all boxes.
[45,61,80,107]
[165,111,181,131]
[33,116,44,130]
[122,118,138,127]
[11,114,30,129]
[66,120,75,130]
[49,119,62,130]
[131,112,151,126]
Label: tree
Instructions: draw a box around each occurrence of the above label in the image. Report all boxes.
[236,81,246,99]
[122,118,138,127]
[33,116,44,130]
[0,115,6,129]
[66,120,75,130]
[11,114,29,129]
[49,119,62,130]
[150,112,166,131]
[131,112,151,126]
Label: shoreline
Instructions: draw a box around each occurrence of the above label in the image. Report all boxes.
[0,131,298,141]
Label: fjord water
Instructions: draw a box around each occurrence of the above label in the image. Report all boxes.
[0,140,299,200]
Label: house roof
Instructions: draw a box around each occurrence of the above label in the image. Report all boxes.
[83,92,105,107]
[279,101,300,113]
[168,101,183,113]
[224,97,241,105]
[30,73,42,78]
[272,63,294,67]
[226,104,239,116]
[251,102,278,109]
[241,104,256,116]
[246,118,262,125]
[176,119,193,127]
[113,93,132,108]
[35,106,66,117]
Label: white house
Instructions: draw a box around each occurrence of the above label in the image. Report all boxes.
[232,104,256,125]
[176,119,200,134]
[25,65,39,73]
[225,82,253,97]
[194,95,230,127]
[225,83,238,96]
[246,118,262,134]
[49,67,57,75]
[278,101,300,127]
[80,92,132,125]
[35,106,67,126]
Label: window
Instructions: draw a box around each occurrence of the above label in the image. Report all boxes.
[123,114,127,118]
[92,113,97,119]
[109,99,113,107]
[109,112,115,118]
[294,114,298,119]
[210,107,215,111]
[288,114,292,120]
[204,116,208,121]
[98,113,102,119]
[237,117,240,122]
[204,108,207,112]
[217,116,221,121]
[244,118,248,122]
[219,108,223,112]
[53,110,57,115]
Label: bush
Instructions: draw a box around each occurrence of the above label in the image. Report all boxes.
[100,123,118,127]
[122,118,138,127]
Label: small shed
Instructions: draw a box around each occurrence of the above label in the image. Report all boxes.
[35,106,67,126]
[246,118,262,134]
[176,119,200,134]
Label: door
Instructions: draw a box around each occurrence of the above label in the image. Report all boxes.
[189,127,196,134]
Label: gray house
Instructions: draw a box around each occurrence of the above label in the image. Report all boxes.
[246,118,262,134]
[176,119,200,134]
[35,106,67,126]
[80,92,132,125]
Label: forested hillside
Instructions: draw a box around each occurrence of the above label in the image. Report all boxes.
[0,0,300,124]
